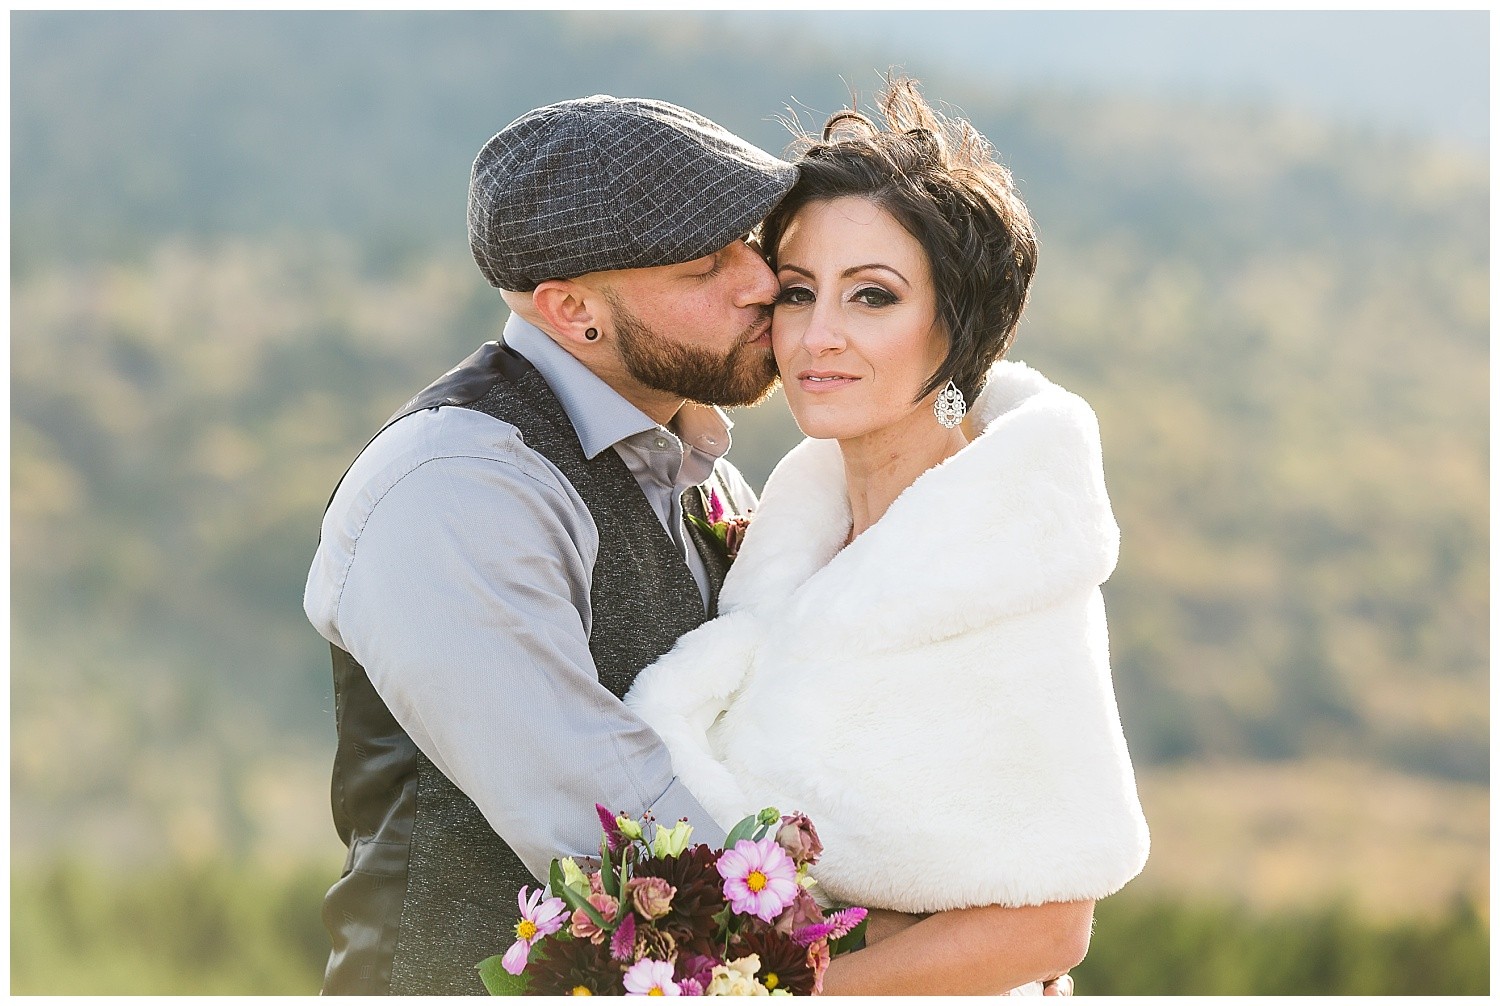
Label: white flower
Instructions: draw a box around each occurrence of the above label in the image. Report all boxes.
[704,955,770,996]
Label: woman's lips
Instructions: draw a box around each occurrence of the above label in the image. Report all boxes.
[796,371,859,392]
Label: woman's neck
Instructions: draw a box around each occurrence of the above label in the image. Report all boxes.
[839,411,970,544]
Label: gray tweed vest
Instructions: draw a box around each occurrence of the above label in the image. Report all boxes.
[320,341,745,995]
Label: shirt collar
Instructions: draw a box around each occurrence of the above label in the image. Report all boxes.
[502,313,734,462]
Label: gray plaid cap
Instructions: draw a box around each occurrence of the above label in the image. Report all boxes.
[468,95,799,290]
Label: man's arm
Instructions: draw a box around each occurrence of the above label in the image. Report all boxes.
[314,425,725,876]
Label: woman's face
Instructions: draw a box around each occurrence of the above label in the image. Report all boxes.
[771,196,949,442]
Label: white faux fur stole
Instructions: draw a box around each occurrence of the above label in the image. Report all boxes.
[627,360,1150,912]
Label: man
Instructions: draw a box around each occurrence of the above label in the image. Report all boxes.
[306,94,1076,997]
[304,95,794,994]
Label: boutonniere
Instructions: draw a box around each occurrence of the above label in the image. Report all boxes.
[686,487,751,564]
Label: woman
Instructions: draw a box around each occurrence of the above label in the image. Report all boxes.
[625,79,1149,995]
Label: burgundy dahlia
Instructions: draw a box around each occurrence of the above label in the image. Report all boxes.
[632,845,728,958]
[523,935,623,995]
[729,929,818,996]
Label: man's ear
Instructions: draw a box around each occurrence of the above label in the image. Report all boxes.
[531,279,606,349]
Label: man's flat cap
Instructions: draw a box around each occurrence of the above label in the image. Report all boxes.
[468,95,799,290]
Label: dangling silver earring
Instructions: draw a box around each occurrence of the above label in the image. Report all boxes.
[934,380,967,428]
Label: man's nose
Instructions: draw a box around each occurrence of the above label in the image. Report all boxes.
[728,240,780,308]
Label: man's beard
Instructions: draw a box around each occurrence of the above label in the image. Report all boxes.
[610,296,779,408]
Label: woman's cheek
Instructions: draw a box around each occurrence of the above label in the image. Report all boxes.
[770,310,798,364]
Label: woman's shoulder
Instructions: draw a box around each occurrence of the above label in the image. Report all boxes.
[971,359,1101,442]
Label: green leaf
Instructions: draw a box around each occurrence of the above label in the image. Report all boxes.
[550,858,591,902]
[551,880,608,934]
[477,955,530,995]
[616,846,635,919]
[723,813,759,848]
[711,904,735,931]
[600,843,619,898]
[685,512,729,548]
[829,915,869,958]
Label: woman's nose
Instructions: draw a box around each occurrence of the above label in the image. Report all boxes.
[799,301,845,355]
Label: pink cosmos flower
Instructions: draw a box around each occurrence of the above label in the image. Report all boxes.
[500,885,569,975]
[622,958,681,996]
[716,836,800,923]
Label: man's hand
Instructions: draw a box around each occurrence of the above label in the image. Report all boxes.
[1042,973,1074,995]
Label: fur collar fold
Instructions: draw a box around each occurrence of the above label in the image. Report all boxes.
[627,360,1149,912]
[721,360,1121,645]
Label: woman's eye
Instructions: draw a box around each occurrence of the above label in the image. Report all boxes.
[776,286,814,306]
[852,286,897,307]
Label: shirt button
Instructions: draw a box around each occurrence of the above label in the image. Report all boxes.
[653,437,669,449]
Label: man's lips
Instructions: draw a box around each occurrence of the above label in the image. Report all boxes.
[743,316,773,346]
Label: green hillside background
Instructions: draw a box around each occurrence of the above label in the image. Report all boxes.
[10,11,1488,994]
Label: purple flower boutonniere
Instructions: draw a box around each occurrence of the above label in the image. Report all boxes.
[687,487,751,564]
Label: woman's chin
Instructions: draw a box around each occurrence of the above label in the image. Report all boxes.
[786,409,852,442]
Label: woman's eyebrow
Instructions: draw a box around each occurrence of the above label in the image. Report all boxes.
[775,262,910,285]
[841,263,909,284]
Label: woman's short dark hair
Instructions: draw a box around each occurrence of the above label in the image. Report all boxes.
[760,77,1039,404]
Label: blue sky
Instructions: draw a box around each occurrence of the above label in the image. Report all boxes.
[730,10,1488,150]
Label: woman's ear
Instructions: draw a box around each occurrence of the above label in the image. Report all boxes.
[531,279,606,349]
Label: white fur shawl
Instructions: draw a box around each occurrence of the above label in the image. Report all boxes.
[626,360,1150,913]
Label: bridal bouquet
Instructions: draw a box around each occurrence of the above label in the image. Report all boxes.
[478,805,867,995]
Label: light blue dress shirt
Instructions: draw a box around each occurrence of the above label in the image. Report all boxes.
[304,314,754,878]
